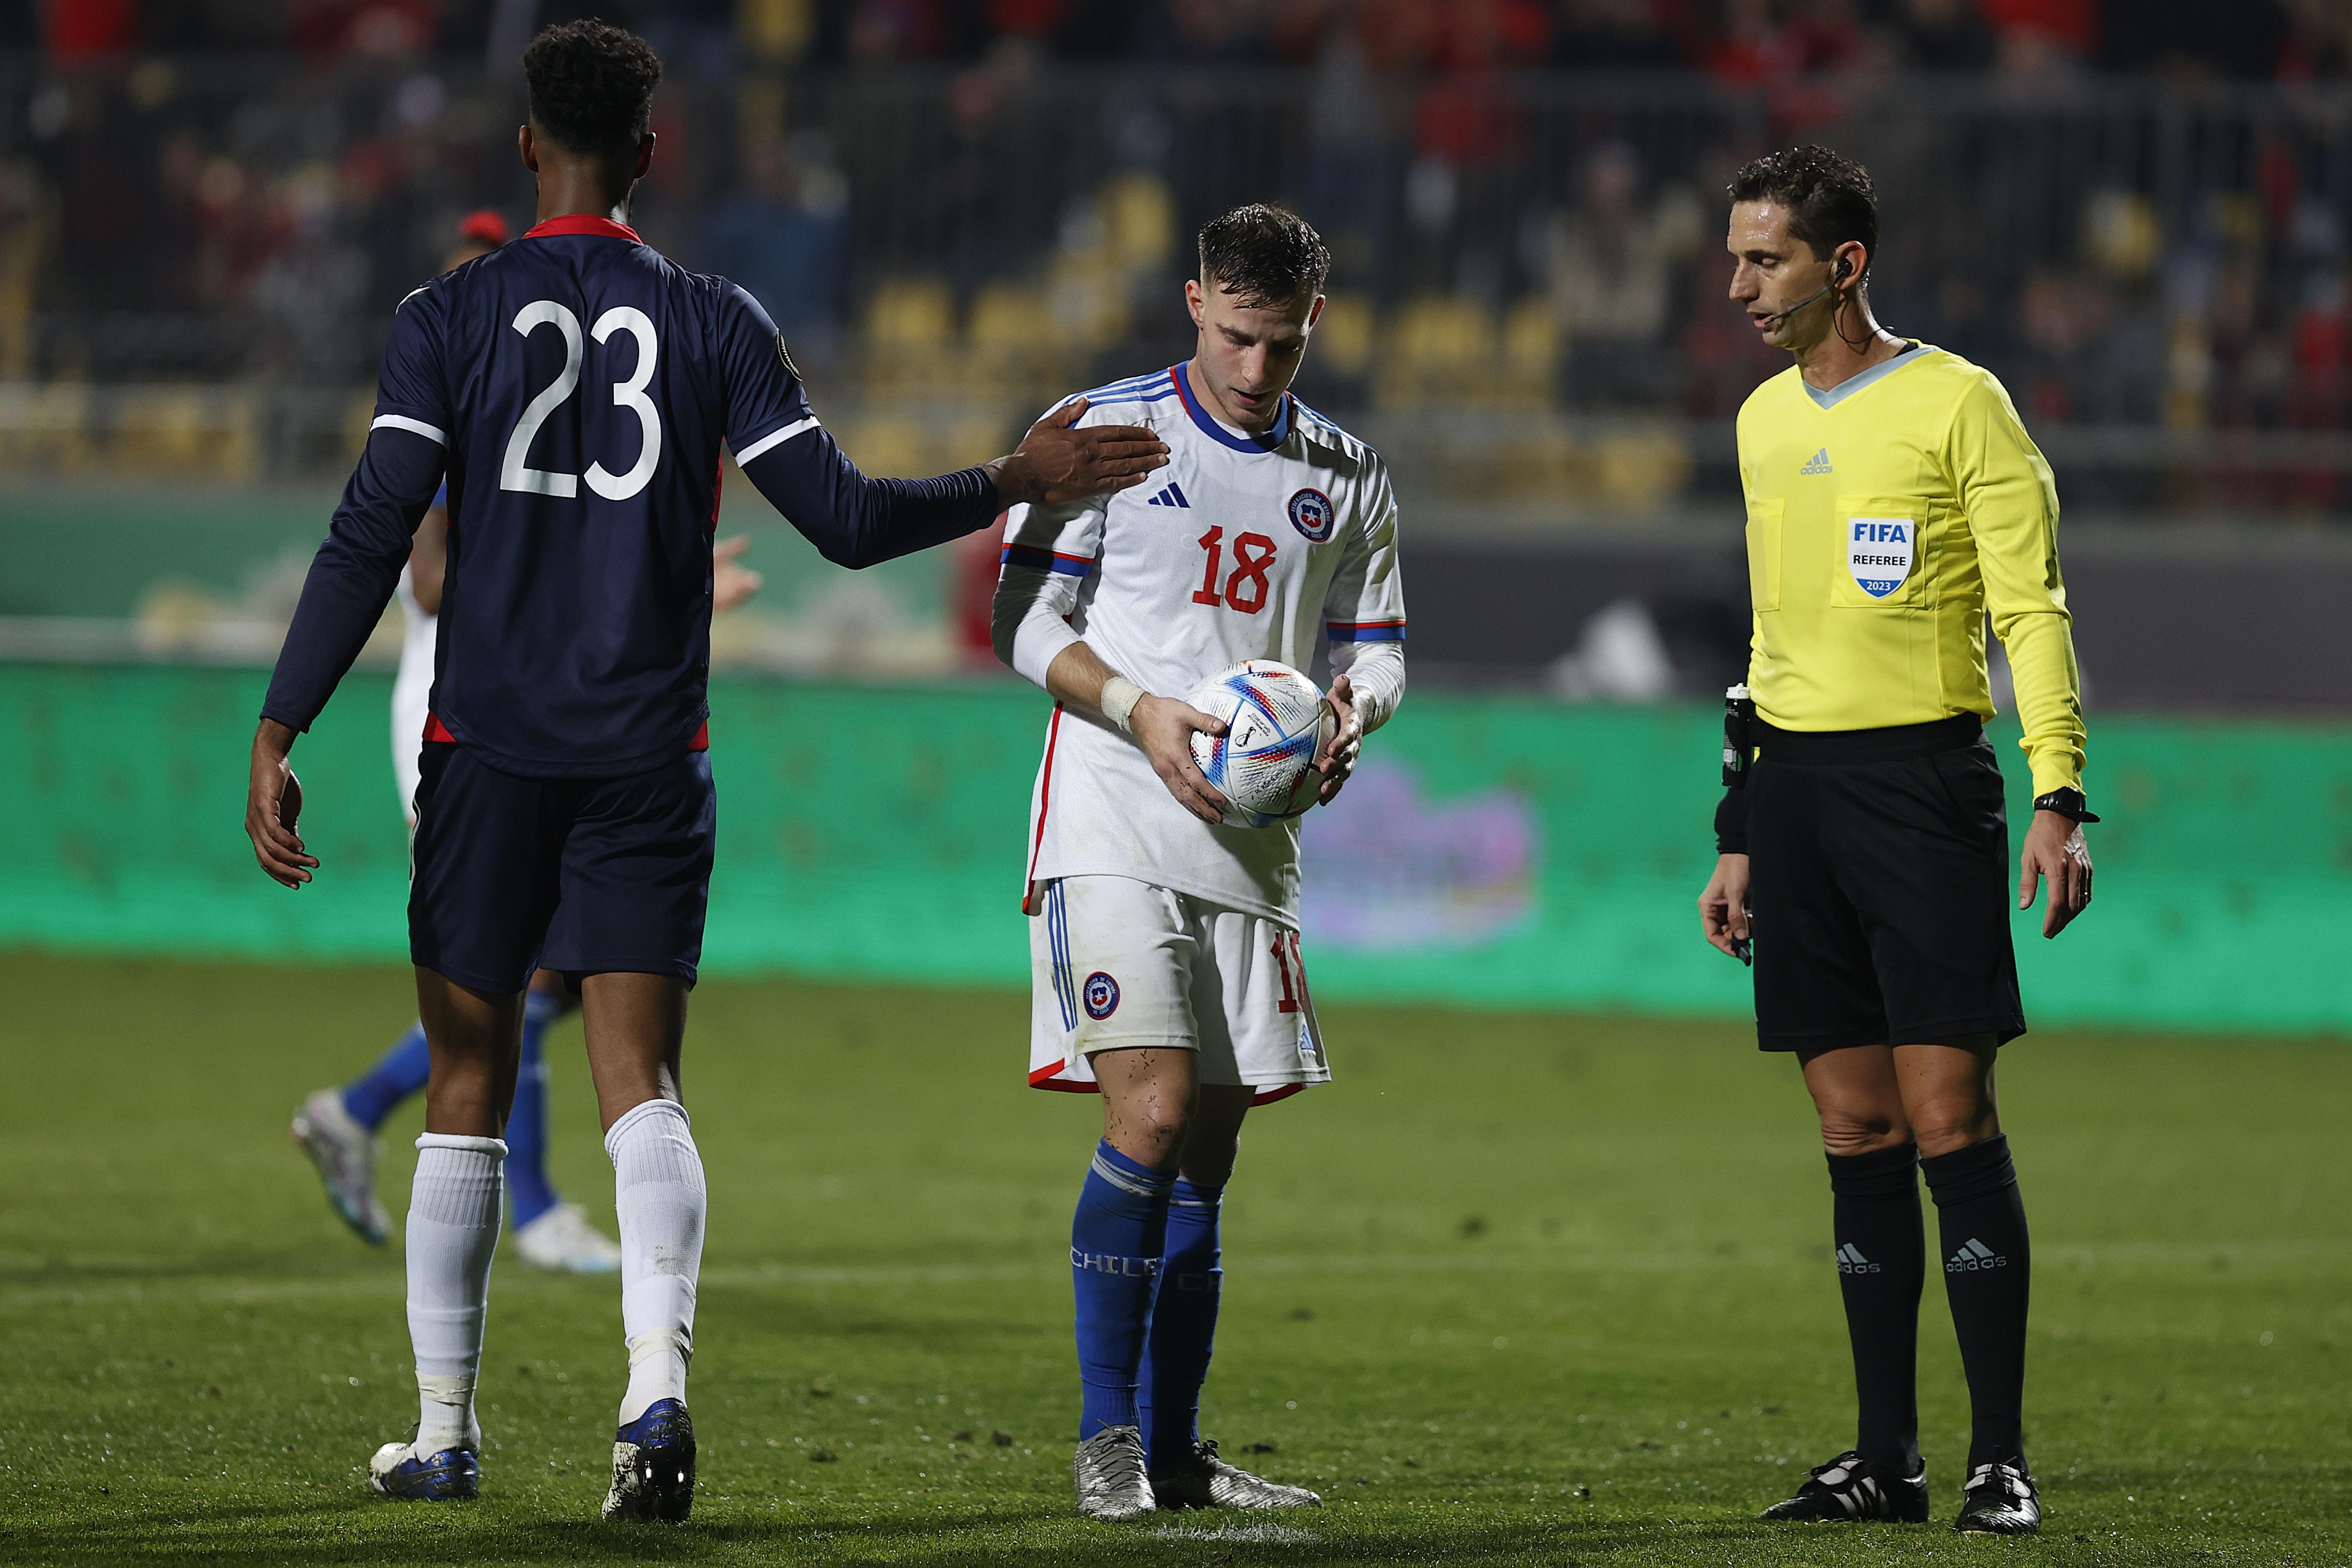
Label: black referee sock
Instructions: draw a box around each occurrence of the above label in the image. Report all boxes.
[1824,1141,1923,1478]
[1922,1134,2031,1470]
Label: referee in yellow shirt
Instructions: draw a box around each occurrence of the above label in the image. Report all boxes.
[1696,147,2093,1537]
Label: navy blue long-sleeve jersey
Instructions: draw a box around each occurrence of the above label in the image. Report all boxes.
[262,214,1002,778]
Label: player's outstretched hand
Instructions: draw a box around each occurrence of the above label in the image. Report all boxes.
[713,535,764,613]
[246,719,319,888]
[2018,809,2092,938]
[1130,693,1230,825]
[991,397,1170,506]
[1310,671,1364,806]
[1699,852,1751,960]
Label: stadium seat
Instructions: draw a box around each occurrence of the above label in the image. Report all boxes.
[1098,171,1176,272]
[860,277,957,397]
[1376,294,1513,410]
[968,279,1079,401]
[1313,292,1375,380]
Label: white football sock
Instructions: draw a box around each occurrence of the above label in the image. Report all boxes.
[405,1133,506,1455]
[606,1097,706,1425]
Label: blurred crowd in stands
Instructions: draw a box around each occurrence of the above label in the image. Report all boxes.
[8,0,2352,513]
[20,1,2352,82]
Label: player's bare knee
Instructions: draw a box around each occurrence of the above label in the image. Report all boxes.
[1908,1103,1999,1159]
[1122,1099,1194,1163]
[1816,1108,1912,1156]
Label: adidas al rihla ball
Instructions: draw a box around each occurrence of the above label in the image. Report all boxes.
[1184,659,1337,828]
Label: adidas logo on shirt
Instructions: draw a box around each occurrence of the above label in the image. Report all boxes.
[1145,482,1190,508]
[1947,1237,2007,1273]
[1836,1242,1880,1275]
[1800,448,1834,475]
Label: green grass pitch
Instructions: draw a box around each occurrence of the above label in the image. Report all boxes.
[1,952,2346,1565]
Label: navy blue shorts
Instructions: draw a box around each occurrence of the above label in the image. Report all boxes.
[408,743,716,995]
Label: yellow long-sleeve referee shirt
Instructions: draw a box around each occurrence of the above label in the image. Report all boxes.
[1737,342,2086,797]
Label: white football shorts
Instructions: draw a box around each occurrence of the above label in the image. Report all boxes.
[1028,874,1329,1106]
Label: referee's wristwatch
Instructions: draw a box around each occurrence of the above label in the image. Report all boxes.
[2031,787,2100,824]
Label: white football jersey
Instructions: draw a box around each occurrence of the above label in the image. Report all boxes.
[1003,365,1407,923]
[391,564,438,823]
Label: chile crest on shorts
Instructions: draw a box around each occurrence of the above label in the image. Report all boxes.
[1286,487,1335,543]
[1082,971,1120,1020]
[1847,516,1915,598]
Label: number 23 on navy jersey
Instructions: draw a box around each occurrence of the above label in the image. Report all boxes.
[372,216,812,775]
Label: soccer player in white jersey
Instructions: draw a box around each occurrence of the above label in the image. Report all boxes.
[992,204,1407,1521]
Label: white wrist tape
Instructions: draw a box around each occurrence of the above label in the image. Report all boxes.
[1099,675,1146,735]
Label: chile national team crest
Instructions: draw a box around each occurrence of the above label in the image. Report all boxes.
[1286,487,1336,542]
[1082,971,1121,1021]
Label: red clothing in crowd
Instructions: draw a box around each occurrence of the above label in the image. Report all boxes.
[44,0,139,57]
[1977,0,2096,51]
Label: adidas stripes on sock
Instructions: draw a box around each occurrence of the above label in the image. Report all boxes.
[406,1133,506,1455]
[343,1022,432,1133]
[606,1098,707,1426]
[503,989,564,1230]
[1070,1140,1174,1440]
[1139,1176,1224,1469]
[1923,1134,2031,1470]
[1825,1141,1924,1477]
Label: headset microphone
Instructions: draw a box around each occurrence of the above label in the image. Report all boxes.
[1763,256,1852,325]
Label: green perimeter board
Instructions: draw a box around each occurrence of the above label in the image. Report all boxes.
[0,481,942,619]
[2,661,2350,1033]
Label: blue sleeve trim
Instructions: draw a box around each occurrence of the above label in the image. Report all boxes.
[1003,545,1093,576]
[1326,621,1407,643]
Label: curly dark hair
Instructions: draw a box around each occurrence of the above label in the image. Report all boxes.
[523,20,662,161]
[1728,146,1878,272]
[1197,204,1331,309]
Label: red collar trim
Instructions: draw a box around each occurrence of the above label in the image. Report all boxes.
[523,215,642,242]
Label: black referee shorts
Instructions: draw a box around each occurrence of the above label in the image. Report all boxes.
[1743,714,2025,1054]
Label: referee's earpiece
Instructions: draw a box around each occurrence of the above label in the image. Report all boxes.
[1834,256,1853,284]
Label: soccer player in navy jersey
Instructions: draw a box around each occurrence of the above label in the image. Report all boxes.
[241,20,1166,1520]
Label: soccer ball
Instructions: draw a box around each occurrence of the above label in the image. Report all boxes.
[1184,659,1336,828]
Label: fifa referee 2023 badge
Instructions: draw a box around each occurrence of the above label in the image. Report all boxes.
[1697,145,2094,1539]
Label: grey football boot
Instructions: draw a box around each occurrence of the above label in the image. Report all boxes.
[1953,1460,2041,1535]
[290,1088,390,1244]
[1150,1438,1323,1510]
[1072,1425,1155,1521]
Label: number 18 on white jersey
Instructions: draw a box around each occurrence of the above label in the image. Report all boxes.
[997,367,1407,925]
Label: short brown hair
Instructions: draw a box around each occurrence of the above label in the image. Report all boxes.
[1197,204,1331,309]
[1728,146,1879,272]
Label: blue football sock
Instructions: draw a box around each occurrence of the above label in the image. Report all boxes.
[1071,1140,1174,1439]
[1139,1176,1224,1467]
[341,1022,430,1133]
[504,989,564,1229]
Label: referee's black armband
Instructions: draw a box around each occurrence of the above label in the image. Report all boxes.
[1714,785,1749,856]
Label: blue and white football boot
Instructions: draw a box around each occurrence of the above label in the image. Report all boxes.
[291,1088,389,1245]
[602,1399,695,1522]
[368,1430,481,1501]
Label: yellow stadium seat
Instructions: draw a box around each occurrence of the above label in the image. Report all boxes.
[1313,292,1374,379]
[1100,171,1176,271]
[865,277,955,351]
[861,277,958,396]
